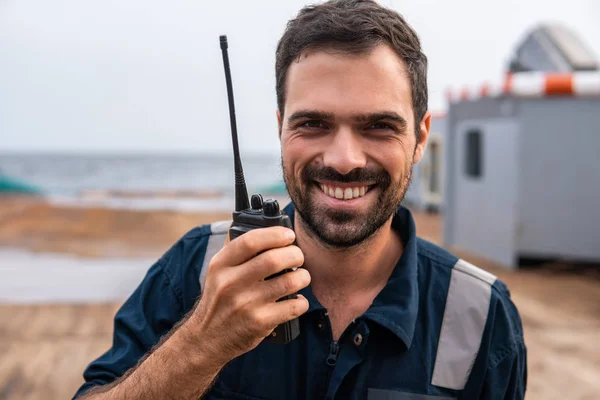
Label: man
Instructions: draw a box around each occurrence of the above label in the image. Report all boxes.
[74,0,527,399]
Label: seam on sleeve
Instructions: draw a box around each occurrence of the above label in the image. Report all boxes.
[157,262,184,313]
[488,340,525,370]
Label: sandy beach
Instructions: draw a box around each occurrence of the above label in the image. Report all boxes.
[1,195,599,399]
[0,195,232,258]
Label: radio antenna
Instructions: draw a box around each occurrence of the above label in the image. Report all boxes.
[220,35,250,212]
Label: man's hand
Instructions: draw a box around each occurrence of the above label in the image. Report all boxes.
[79,226,309,400]
[184,226,311,366]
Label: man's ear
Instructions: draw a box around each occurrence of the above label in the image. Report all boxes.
[276,109,282,139]
[413,111,431,164]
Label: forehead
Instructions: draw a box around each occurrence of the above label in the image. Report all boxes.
[283,44,413,122]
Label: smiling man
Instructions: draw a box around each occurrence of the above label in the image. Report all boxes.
[74,1,527,399]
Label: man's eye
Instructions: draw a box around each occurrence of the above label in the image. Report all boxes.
[367,122,395,131]
[299,120,326,129]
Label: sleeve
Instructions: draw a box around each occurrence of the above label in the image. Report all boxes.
[480,341,528,400]
[72,260,185,399]
[462,280,528,400]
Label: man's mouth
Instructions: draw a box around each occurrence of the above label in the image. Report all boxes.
[316,182,374,200]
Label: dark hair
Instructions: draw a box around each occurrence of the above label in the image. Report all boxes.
[275,0,428,137]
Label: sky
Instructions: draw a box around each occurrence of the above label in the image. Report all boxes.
[1,0,599,155]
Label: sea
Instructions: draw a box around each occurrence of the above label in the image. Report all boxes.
[0,152,288,211]
[0,152,290,302]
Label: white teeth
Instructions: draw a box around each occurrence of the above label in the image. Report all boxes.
[319,184,370,200]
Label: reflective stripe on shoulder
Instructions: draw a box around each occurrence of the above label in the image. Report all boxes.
[431,259,497,390]
[199,220,232,291]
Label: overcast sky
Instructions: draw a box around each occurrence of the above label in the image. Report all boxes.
[1,0,599,155]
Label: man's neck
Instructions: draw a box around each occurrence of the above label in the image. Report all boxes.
[295,212,404,308]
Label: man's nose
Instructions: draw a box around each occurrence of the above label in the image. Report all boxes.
[322,129,367,175]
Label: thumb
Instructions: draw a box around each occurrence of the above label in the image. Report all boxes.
[223,231,231,246]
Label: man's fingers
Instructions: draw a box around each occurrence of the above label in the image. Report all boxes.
[257,295,310,332]
[212,226,296,268]
[259,268,311,302]
[240,245,304,282]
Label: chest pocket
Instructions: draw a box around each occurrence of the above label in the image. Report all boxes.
[368,388,456,400]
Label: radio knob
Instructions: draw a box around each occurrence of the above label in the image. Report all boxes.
[251,194,263,210]
[263,199,280,217]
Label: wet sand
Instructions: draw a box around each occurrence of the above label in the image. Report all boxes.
[1,196,599,399]
[0,195,232,258]
[0,249,156,303]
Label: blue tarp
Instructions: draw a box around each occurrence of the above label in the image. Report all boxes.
[0,175,42,194]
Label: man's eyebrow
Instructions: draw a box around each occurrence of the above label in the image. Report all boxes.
[353,112,408,129]
[287,110,335,123]
[286,110,408,129]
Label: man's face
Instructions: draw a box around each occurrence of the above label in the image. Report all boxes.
[278,44,429,248]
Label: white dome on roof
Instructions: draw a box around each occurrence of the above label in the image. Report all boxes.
[508,23,598,73]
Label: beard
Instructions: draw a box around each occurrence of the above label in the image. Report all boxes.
[282,160,413,249]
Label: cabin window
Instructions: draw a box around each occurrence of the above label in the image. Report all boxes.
[465,129,483,178]
[429,141,440,193]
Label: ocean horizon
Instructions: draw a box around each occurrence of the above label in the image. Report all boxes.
[0,151,288,211]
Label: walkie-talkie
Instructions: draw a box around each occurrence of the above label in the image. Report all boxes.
[219,35,300,344]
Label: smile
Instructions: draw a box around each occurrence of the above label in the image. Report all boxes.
[317,182,373,200]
